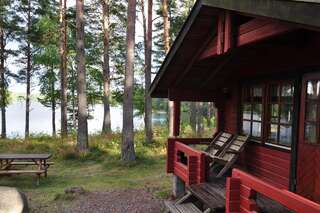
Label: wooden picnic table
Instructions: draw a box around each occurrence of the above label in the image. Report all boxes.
[0,154,53,184]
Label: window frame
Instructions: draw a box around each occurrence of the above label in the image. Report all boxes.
[301,74,320,145]
[240,80,295,149]
[241,85,264,140]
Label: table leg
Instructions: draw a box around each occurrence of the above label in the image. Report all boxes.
[43,160,48,178]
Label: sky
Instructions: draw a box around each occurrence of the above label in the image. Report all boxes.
[7,0,146,95]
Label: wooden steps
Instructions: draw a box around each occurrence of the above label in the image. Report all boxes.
[165,179,226,213]
[189,183,225,211]
[165,201,202,213]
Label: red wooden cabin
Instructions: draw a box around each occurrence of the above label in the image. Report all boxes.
[150,0,320,212]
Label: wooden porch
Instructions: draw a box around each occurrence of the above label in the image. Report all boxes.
[166,138,320,213]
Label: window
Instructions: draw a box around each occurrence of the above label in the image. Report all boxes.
[266,83,294,147]
[304,80,320,144]
[242,85,263,139]
[241,82,294,148]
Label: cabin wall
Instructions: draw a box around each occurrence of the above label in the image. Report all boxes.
[220,85,291,189]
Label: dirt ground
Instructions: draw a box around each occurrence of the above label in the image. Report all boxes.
[55,188,165,213]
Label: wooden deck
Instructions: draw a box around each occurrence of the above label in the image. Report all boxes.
[186,177,293,213]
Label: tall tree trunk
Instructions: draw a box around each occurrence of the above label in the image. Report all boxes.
[71,63,77,130]
[196,102,203,137]
[25,0,31,139]
[141,0,153,143]
[51,66,56,137]
[101,0,111,134]
[60,0,68,137]
[190,102,196,133]
[162,0,174,137]
[0,26,6,139]
[121,0,136,162]
[76,0,88,152]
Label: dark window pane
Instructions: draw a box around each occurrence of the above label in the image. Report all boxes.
[270,104,279,123]
[252,122,261,137]
[305,123,317,144]
[269,124,278,142]
[253,86,262,97]
[307,80,320,100]
[279,125,292,146]
[270,84,279,102]
[243,104,252,120]
[242,87,251,102]
[252,104,262,121]
[280,104,293,124]
[281,84,294,97]
[243,121,251,135]
[306,102,317,122]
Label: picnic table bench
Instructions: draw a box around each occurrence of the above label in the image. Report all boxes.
[0,154,53,185]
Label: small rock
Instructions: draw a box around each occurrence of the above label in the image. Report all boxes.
[64,187,86,195]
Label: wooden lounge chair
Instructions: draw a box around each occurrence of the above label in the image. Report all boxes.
[204,132,233,158]
[211,135,249,178]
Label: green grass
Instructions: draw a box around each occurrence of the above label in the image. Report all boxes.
[0,129,172,212]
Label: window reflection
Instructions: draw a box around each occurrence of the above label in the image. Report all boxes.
[307,80,320,99]
[305,80,320,144]
[305,123,317,144]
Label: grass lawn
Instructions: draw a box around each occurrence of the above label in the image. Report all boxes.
[0,130,171,212]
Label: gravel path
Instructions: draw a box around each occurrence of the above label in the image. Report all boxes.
[57,188,165,213]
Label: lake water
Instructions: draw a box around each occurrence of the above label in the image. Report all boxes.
[0,101,167,138]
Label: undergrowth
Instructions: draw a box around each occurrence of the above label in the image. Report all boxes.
[0,127,171,212]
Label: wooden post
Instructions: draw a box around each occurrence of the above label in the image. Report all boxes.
[171,100,184,197]
[224,11,233,53]
[173,175,185,198]
[217,11,225,55]
[172,101,181,137]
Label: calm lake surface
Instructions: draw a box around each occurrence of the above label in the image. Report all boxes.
[0,101,167,138]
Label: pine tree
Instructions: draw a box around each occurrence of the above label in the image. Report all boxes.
[76,0,89,152]
[60,0,68,137]
[122,0,136,162]
[140,0,153,143]
[33,6,60,137]
[0,0,18,138]
[100,0,112,134]
[16,0,41,138]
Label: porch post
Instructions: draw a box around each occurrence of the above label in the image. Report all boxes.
[170,100,185,198]
[172,101,180,137]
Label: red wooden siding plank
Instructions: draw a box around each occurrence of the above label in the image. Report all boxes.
[228,169,320,213]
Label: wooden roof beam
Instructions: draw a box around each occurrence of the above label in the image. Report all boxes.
[172,27,217,88]
[200,18,296,60]
[168,88,226,102]
[199,11,234,60]
[237,21,297,46]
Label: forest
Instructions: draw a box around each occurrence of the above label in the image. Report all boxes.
[0,1,218,211]
[0,0,215,161]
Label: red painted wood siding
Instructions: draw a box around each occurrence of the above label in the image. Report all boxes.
[221,86,291,189]
[244,144,291,189]
[222,87,239,133]
[297,144,320,202]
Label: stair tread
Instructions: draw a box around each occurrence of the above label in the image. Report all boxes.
[189,183,225,210]
[164,201,202,213]
[176,203,202,213]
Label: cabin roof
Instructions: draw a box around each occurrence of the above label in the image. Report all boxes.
[149,0,320,99]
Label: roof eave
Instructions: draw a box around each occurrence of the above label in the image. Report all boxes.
[202,0,320,28]
[149,0,205,98]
